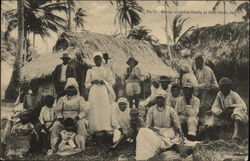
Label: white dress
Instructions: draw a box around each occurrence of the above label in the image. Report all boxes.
[85,66,116,132]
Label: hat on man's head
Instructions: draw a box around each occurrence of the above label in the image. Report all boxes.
[182,83,194,89]
[181,49,191,57]
[155,90,166,99]
[151,76,160,83]
[159,76,171,82]
[60,53,71,59]
[103,53,111,59]
[126,57,138,66]
[92,51,103,59]
[219,77,232,86]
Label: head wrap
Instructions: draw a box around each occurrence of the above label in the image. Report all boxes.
[151,76,160,83]
[181,64,192,73]
[65,77,80,95]
[182,82,194,89]
[118,97,128,104]
[92,51,103,59]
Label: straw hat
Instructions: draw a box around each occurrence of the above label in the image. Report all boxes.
[219,77,232,86]
[181,49,191,57]
[126,57,138,66]
[159,76,171,82]
[60,53,71,59]
[92,51,103,59]
[182,83,194,89]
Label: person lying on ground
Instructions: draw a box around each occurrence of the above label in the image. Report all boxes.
[51,78,89,153]
[39,95,56,152]
[136,90,184,161]
[169,84,181,109]
[206,77,248,140]
[57,118,82,155]
[6,110,38,159]
[175,84,200,141]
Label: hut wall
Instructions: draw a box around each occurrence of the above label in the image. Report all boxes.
[38,81,56,98]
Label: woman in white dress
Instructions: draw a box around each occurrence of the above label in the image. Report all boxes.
[85,52,116,133]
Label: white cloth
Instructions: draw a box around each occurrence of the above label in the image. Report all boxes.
[111,104,131,130]
[60,64,68,82]
[85,66,115,132]
[39,106,55,128]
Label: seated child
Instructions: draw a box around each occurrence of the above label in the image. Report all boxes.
[39,95,55,151]
[111,97,132,149]
[169,84,181,108]
[6,110,37,159]
[175,84,200,140]
[57,118,82,155]
[207,77,248,140]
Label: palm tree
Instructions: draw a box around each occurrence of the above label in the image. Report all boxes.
[57,0,75,31]
[169,14,194,45]
[73,8,87,31]
[158,0,178,62]
[235,2,250,21]
[4,0,67,56]
[115,0,144,35]
[212,0,236,24]
[5,0,25,100]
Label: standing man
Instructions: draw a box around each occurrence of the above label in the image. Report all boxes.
[194,55,218,114]
[52,53,76,98]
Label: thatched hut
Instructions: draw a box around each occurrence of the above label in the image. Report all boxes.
[179,21,249,80]
[21,31,178,98]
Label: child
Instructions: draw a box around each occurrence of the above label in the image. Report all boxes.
[57,118,82,155]
[125,57,142,109]
[6,110,37,159]
[39,95,55,151]
[169,84,181,108]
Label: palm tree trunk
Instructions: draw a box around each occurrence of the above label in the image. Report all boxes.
[164,0,172,62]
[5,0,25,100]
[67,0,71,31]
[125,20,127,36]
[223,0,226,24]
[33,31,36,54]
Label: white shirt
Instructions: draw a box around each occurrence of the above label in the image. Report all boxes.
[39,106,55,128]
[60,64,68,82]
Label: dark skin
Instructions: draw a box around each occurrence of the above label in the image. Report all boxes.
[91,56,105,85]
[118,102,127,112]
[160,81,170,90]
[62,58,70,65]
[220,84,235,117]
[182,87,193,105]
[195,57,204,70]
[30,84,39,95]
[125,61,138,80]
[171,88,180,98]
[152,82,159,89]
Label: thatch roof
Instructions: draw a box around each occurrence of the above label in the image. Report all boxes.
[21,31,178,81]
[178,21,249,80]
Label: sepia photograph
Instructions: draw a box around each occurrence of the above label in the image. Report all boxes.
[0,0,249,160]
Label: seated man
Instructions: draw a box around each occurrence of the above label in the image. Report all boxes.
[136,90,183,161]
[175,84,200,140]
[208,77,248,140]
[169,84,181,108]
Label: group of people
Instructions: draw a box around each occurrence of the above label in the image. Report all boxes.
[2,50,248,160]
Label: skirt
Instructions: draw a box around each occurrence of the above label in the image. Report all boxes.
[88,84,113,133]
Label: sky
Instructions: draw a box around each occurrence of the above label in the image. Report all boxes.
[1,0,246,54]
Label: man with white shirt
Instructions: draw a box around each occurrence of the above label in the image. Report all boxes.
[52,53,76,98]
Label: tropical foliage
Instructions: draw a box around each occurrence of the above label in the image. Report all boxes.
[212,0,236,24]
[114,0,144,35]
[73,8,87,31]
[235,2,250,21]
[4,0,67,48]
[168,14,194,45]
